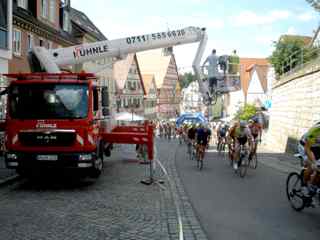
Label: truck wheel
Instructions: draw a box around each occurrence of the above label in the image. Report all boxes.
[90,152,104,178]
[16,168,29,178]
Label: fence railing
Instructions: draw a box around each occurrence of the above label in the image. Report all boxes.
[279,47,320,78]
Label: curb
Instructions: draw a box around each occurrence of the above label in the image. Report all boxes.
[0,174,20,187]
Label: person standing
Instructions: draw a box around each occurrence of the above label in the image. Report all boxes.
[228,50,240,75]
[203,49,219,93]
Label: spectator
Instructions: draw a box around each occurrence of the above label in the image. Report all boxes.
[228,50,240,75]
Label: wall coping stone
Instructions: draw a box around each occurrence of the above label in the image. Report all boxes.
[273,59,320,90]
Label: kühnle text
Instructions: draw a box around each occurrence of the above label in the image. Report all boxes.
[73,45,109,58]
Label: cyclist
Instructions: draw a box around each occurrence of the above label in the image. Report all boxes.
[228,120,253,170]
[217,123,228,151]
[196,124,211,160]
[248,117,262,159]
[187,124,197,153]
[301,123,320,197]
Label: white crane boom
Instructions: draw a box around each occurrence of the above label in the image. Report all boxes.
[31,26,209,102]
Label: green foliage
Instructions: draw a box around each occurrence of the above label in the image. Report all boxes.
[179,72,196,89]
[269,36,318,76]
[234,104,257,121]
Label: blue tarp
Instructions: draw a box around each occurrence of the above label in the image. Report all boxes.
[176,112,207,127]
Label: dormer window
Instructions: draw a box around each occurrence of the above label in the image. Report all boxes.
[17,0,28,9]
[49,0,55,23]
[41,0,48,18]
[63,10,69,32]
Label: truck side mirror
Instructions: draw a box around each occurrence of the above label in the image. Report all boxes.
[93,87,99,111]
[102,108,109,116]
[101,87,109,107]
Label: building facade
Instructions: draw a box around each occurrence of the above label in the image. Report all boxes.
[137,48,180,119]
[114,54,146,117]
[142,74,157,119]
[0,0,13,74]
[180,81,203,113]
[225,58,269,118]
[8,0,78,73]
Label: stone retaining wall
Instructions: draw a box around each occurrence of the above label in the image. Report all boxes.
[266,60,320,153]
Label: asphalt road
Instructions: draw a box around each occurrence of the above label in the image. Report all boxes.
[170,141,320,240]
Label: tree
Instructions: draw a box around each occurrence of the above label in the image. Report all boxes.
[269,36,318,77]
[234,104,257,121]
[179,72,196,89]
[306,0,320,11]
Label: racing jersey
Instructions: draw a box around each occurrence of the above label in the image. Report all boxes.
[305,126,320,160]
[196,128,210,145]
[248,123,262,138]
[229,125,252,143]
[188,127,197,140]
[305,127,320,146]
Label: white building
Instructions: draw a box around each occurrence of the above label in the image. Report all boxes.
[181,81,203,113]
[142,74,157,120]
[0,0,12,74]
[225,58,270,118]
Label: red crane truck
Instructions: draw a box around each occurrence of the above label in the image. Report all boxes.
[2,26,208,178]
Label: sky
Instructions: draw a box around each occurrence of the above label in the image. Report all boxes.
[72,0,319,73]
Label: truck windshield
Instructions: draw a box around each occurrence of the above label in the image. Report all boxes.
[9,84,89,119]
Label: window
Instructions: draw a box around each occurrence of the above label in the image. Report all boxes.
[27,34,33,50]
[63,11,69,32]
[49,0,55,23]
[41,0,48,18]
[39,38,44,47]
[48,41,53,49]
[0,0,8,49]
[13,29,22,55]
[61,0,69,7]
[17,0,28,9]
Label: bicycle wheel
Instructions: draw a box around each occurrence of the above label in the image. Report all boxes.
[239,155,249,178]
[187,144,192,160]
[228,148,233,166]
[286,172,305,211]
[199,158,203,170]
[218,142,222,154]
[196,154,200,169]
[249,153,258,169]
[197,151,203,170]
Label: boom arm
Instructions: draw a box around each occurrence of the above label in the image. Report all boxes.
[31,26,210,102]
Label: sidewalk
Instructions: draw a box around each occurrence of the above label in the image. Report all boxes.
[0,156,17,184]
[258,144,301,174]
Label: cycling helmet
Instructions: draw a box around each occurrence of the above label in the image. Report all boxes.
[239,120,247,128]
[248,119,254,124]
[252,116,259,123]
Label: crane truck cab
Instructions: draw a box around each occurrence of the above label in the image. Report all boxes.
[4,72,109,178]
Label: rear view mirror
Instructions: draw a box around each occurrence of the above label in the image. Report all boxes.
[102,108,109,116]
[93,87,99,111]
[101,87,109,107]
